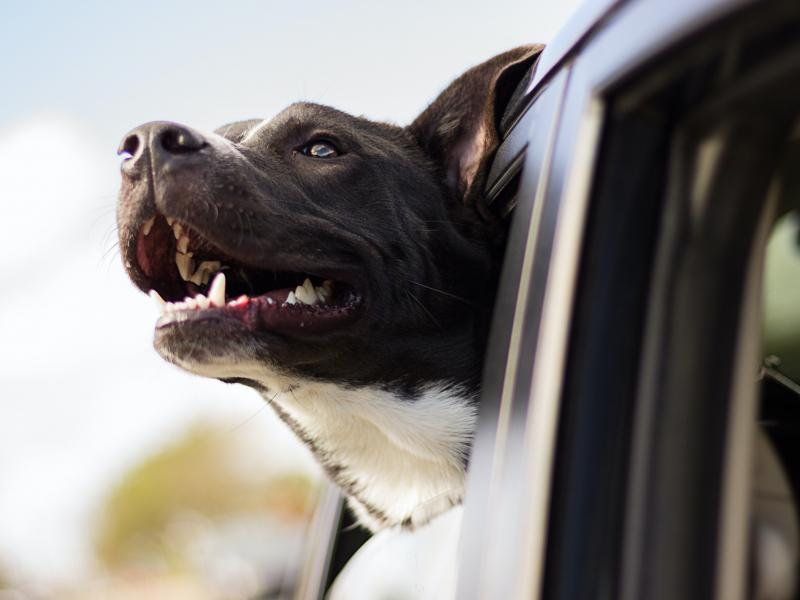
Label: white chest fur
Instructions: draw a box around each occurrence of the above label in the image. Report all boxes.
[261,378,476,530]
[168,352,477,530]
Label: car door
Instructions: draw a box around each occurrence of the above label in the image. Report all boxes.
[458,0,800,599]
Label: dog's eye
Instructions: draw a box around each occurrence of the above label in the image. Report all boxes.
[300,141,339,158]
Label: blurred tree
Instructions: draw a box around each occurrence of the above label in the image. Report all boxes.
[94,421,316,574]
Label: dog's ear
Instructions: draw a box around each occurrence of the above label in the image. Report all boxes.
[409,45,544,207]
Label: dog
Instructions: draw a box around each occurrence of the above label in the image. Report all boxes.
[116,45,543,532]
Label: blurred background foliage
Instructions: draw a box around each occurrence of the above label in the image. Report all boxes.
[94,422,316,573]
[1,421,319,600]
[764,211,800,382]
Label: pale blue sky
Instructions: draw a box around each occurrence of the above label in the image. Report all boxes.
[1,0,579,146]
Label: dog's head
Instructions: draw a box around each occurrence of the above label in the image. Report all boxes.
[117,46,541,395]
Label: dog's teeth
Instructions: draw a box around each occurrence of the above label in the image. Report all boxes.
[188,260,222,286]
[183,296,197,309]
[176,252,195,281]
[294,284,317,305]
[208,272,226,307]
[315,286,329,302]
[166,216,175,226]
[195,294,210,310]
[199,260,221,272]
[189,269,205,286]
[286,291,298,305]
[229,295,249,307]
[172,222,183,240]
[177,235,190,254]
[297,278,319,305]
[149,289,166,314]
[189,270,204,286]
[142,217,155,236]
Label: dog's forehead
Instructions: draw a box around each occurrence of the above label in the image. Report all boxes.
[233,102,367,143]
[230,103,413,152]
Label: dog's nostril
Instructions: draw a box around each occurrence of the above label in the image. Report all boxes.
[117,133,140,159]
[159,127,206,155]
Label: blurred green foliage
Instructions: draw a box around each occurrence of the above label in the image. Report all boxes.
[764,212,800,382]
[94,422,316,573]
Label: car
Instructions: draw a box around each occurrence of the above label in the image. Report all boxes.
[290,0,800,597]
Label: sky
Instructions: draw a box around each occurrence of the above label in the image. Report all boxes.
[0,0,582,589]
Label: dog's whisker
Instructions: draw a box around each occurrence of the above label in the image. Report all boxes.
[101,241,120,260]
[407,280,472,305]
[228,401,271,433]
[405,290,444,330]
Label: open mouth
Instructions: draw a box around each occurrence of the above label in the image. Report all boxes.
[134,214,362,334]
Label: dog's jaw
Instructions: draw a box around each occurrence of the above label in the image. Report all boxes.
[167,348,476,531]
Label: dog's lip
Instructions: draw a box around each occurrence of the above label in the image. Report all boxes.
[153,283,363,335]
[126,212,369,335]
[126,212,364,294]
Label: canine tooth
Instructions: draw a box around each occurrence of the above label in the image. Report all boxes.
[177,235,190,254]
[149,290,166,314]
[294,284,317,305]
[166,216,175,226]
[142,217,155,236]
[208,272,226,307]
[285,291,298,305]
[176,252,195,281]
[172,222,183,240]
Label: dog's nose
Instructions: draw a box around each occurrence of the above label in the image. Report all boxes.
[118,122,207,175]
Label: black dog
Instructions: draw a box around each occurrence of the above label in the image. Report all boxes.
[117,45,543,531]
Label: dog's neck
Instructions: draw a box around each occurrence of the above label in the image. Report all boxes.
[255,374,477,530]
